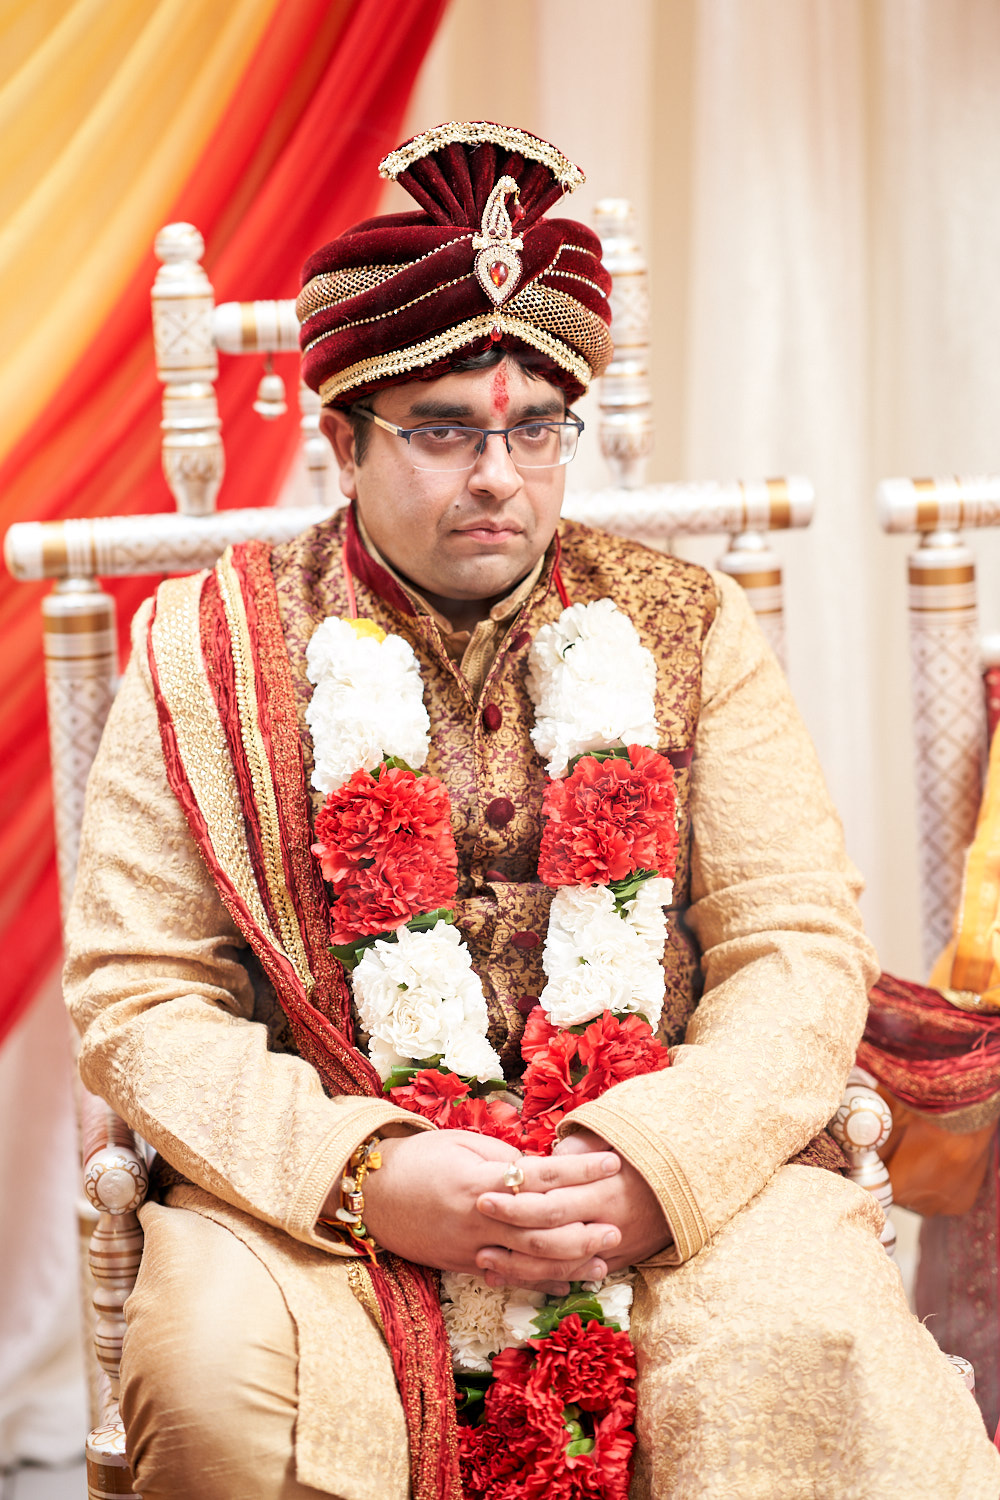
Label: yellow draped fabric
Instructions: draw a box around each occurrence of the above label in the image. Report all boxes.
[0,0,281,461]
[932,725,1000,1008]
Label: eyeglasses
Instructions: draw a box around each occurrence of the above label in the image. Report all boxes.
[351,406,584,473]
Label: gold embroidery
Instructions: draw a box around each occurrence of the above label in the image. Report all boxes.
[296,237,474,322]
[379,122,584,192]
[347,1259,387,1339]
[505,281,613,370]
[317,312,594,405]
[302,273,476,351]
[150,575,282,954]
[216,551,315,992]
[547,268,608,297]
[297,265,406,319]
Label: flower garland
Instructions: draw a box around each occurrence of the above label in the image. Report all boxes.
[306,598,679,1498]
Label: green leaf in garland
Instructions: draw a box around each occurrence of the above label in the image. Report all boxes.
[566,1438,596,1457]
[454,1370,492,1422]
[330,908,458,971]
[529,1291,607,1337]
[566,745,631,774]
[609,868,660,913]
[405,908,458,933]
[380,754,417,774]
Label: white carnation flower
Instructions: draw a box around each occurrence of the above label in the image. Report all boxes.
[366,1036,410,1079]
[353,924,500,1081]
[539,883,668,1031]
[526,599,659,777]
[593,1278,634,1330]
[580,1271,635,1331]
[305,618,430,792]
[625,876,674,951]
[443,1026,504,1083]
[500,1290,547,1347]
[440,1272,512,1373]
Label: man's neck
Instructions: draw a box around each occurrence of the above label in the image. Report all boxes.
[352,507,545,635]
[396,578,517,634]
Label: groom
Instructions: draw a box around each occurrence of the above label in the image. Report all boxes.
[65,121,1000,1498]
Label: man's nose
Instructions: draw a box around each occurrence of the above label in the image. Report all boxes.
[468,430,522,496]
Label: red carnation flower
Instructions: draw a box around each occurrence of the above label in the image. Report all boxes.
[521,1030,581,1121]
[522,1113,562,1156]
[587,1395,638,1496]
[459,1421,523,1496]
[520,1005,559,1062]
[537,745,678,888]
[482,1376,567,1466]
[387,1068,469,1125]
[529,1315,636,1412]
[448,1095,526,1149]
[576,1012,671,1098]
[491,1346,534,1389]
[312,764,458,941]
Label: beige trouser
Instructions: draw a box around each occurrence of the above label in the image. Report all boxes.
[120,1167,1000,1500]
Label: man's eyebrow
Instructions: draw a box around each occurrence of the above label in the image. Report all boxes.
[404,397,566,421]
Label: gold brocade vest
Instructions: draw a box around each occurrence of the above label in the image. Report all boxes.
[270,505,718,1074]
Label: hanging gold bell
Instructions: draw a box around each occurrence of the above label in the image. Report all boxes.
[253,370,287,420]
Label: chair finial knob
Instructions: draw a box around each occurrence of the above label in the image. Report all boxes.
[155,222,205,265]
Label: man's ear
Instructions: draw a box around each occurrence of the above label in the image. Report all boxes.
[320,409,358,500]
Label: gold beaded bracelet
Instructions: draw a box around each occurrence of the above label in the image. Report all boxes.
[318,1135,382,1261]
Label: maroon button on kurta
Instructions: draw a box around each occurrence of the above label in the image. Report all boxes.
[485,796,515,827]
[482,703,502,731]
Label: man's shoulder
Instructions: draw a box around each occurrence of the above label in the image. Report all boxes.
[267,506,348,583]
[556,519,720,632]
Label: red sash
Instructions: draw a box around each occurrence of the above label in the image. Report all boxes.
[148,539,461,1500]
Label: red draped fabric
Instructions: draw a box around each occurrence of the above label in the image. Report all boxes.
[0,0,450,1046]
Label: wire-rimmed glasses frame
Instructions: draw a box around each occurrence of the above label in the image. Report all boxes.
[350,405,585,473]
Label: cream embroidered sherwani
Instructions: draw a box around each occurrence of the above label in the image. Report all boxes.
[64,512,1000,1498]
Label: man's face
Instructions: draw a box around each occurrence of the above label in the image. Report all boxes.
[323,359,568,608]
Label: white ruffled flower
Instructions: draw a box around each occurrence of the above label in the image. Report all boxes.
[305,618,430,793]
[526,599,659,778]
[365,1036,410,1080]
[440,1272,513,1373]
[594,1278,635,1331]
[501,1290,547,1347]
[580,1271,635,1331]
[624,876,674,947]
[540,883,669,1031]
[353,923,501,1082]
[444,1027,505,1082]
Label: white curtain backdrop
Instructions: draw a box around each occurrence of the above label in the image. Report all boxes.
[5,0,1000,1460]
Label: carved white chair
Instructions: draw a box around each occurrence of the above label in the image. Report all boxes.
[6,202,874,1498]
[873,477,1000,1426]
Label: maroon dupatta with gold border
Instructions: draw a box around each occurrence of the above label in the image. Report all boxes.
[148,539,461,1500]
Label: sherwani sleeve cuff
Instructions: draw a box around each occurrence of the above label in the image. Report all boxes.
[292,1100,434,1253]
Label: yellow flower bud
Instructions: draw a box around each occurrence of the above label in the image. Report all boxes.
[345,617,386,643]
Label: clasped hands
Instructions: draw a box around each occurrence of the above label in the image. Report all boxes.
[358,1126,671,1295]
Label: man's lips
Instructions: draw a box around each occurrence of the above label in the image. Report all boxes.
[452,521,523,541]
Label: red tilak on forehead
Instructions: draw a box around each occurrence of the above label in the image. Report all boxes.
[490,362,509,416]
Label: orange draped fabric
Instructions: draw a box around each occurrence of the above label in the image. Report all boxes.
[0,0,450,1045]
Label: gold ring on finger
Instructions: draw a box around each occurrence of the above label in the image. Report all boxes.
[501,1161,525,1194]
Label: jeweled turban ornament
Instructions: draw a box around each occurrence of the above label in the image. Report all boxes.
[297,121,613,408]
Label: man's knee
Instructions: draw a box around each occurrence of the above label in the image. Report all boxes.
[121,1202,303,1499]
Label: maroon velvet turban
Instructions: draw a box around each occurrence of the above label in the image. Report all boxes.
[297,121,613,409]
